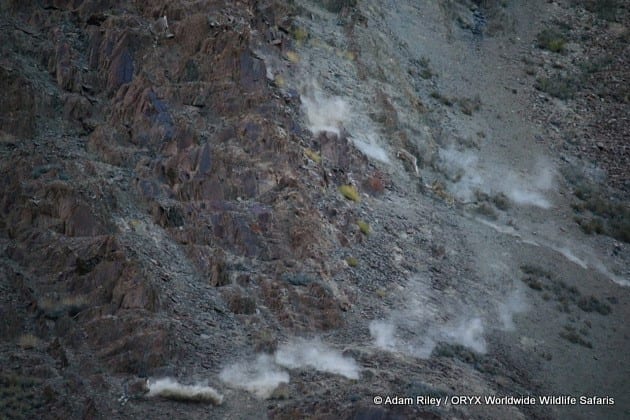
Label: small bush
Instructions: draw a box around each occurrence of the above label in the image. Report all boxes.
[575,216,605,235]
[473,203,498,220]
[522,276,544,291]
[346,257,358,267]
[492,193,511,210]
[430,91,453,107]
[364,175,385,195]
[292,27,308,42]
[420,69,433,80]
[274,75,286,87]
[433,343,481,366]
[535,75,578,100]
[357,220,370,235]
[581,0,621,21]
[577,296,611,315]
[304,148,321,163]
[608,217,630,243]
[571,182,630,243]
[458,96,482,115]
[559,326,592,348]
[520,264,551,278]
[339,185,360,202]
[285,51,300,63]
[579,56,613,77]
[536,29,567,53]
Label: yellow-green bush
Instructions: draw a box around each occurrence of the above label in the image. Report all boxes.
[304,148,321,163]
[357,220,370,235]
[293,27,308,43]
[339,185,360,202]
[536,29,566,53]
[286,51,300,63]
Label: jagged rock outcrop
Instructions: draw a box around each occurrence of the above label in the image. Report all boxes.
[0,3,381,416]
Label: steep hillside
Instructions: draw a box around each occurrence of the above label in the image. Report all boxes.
[0,0,628,419]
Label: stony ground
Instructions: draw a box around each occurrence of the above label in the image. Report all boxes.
[0,1,628,419]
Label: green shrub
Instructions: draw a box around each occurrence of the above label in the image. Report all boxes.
[559,325,592,348]
[292,27,309,42]
[458,96,482,115]
[581,0,620,21]
[357,220,370,235]
[571,181,630,243]
[339,185,360,202]
[535,75,577,100]
[304,148,321,163]
[473,203,498,220]
[430,91,453,106]
[522,276,544,291]
[492,193,510,210]
[420,69,433,79]
[536,29,567,53]
[575,216,605,235]
[520,265,551,278]
[577,296,612,315]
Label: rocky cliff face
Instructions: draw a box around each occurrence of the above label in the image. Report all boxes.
[0,1,375,417]
[1,0,628,419]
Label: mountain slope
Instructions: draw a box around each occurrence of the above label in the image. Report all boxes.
[0,0,628,419]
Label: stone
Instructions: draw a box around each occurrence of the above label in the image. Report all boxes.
[0,68,36,138]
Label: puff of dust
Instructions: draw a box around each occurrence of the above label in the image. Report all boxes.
[556,247,588,269]
[497,290,527,331]
[592,260,630,288]
[274,338,360,380]
[369,320,398,351]
[219,355,289,399]
[444,318,486,353]
[369,316,486,357]
[544,240,627,287]
[301,84,390,163]
[503,176,550,209]
[351,133,390,163]
[497,160,556,209]
[438,147,555,208]
[437,147,483,200]
[369,320,435,358]
[301,87,349,136]
[477,218,522,239]
[368,277,489,357]
[147,378,223,405]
